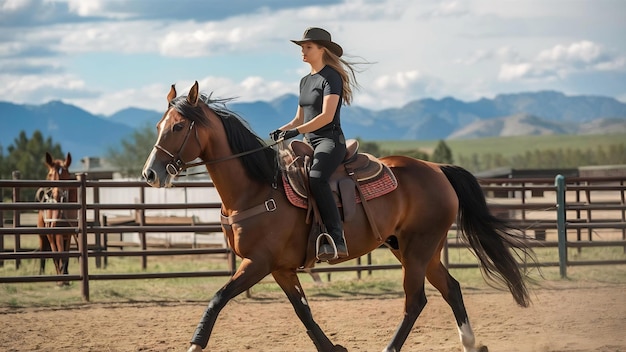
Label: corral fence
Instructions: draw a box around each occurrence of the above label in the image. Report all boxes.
[1,174,625,301]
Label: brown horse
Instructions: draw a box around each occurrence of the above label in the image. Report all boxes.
[36,152,77,285]
[142,82,534,352]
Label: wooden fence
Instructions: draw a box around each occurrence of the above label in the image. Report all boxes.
[1,174,625,301]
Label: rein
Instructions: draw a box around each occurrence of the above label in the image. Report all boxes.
[153,120,283,177]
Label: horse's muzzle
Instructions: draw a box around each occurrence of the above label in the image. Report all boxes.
[143,168,160,187]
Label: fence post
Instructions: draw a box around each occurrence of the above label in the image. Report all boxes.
[555,174,567,278]
[139,186,147,270]
[0,200,3,267]
[78,174,90,301]
[93,183,102,269]
[12,171,21,269]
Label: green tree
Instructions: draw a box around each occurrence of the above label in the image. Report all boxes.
[355,137,381,156]
[2,130,64,180]
[1,130,64,201]
[431,140,453,164]
[391,149,430,160]
[106,123,157,177]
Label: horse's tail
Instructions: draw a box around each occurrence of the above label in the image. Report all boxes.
[440,164,534,307]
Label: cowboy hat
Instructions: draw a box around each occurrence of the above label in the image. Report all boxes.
[291,27,343,57]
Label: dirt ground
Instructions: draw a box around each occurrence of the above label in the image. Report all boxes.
[1,282,625,352]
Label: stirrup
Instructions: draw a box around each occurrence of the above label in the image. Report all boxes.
[316,233,348,261]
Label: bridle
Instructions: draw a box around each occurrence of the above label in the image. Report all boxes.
[152,119,282,177]
[36,166,73,225]
[153,120,200,176]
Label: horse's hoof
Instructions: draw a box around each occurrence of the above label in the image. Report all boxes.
[187,344,203,352]
[332,344,347,352]
[477,345,488,352]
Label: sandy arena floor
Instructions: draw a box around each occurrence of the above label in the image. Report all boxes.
[1,281,625,352]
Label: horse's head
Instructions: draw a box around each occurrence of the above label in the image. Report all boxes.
[41,152,72,202]
[142,81,205,188]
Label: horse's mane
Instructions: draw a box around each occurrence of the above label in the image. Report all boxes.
[169,94,279,185]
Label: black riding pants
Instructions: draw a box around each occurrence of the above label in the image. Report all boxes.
[307,131,347,236]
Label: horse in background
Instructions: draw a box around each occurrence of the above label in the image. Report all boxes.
[36,152,77,285]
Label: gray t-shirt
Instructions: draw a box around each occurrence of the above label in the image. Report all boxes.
[298,65,343,136]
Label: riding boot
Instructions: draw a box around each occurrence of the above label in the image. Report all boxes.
[310,177,348,261]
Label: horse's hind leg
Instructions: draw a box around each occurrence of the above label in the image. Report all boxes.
[426,256,487,352]
[384,254,429,352]
[272,269,344,352]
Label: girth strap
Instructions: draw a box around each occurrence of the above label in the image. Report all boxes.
[347,169,383,242]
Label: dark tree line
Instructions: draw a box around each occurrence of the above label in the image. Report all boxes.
[457,144,626,172]
[357,138,453,164]
[0,131,65,201]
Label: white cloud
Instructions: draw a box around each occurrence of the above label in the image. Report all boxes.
[0,72,95,104]
[458,46,522,66]
[197,76,295,105]
[499,40,626,82]
[538,41,594,62]
[65,0,104,17]
[374,70,422,90]
[428,1,469,18]
[355,70,443,109]
[57,21,163,54]
[159,22,276,58]
[57,76,296,115]
[1,0,33,11]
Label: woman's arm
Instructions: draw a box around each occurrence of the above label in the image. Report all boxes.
[293,94,339,133]
[279,106,304,130]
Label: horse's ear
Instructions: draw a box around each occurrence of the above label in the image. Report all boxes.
[45,152,54,167]
[167,84,176,103]
[65,152,72,168]
[187,81,199,106]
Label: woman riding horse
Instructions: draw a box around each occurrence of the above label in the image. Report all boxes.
[142,81,534,352]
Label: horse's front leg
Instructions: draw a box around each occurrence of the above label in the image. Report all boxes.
[60,235,71,275]
[38,235,50,275]
[272,269,346,352]
[46,234,62,276]
[187,257,270,352]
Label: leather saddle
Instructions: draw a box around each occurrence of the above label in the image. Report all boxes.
[282,139,397,223]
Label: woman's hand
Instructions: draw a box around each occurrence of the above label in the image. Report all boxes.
[269,129,282,141]
[280,129,300,140]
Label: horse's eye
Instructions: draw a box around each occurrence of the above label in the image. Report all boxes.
[173,122,184,132]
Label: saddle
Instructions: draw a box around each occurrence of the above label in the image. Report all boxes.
[281,139,398,265]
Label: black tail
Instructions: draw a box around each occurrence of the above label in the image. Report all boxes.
[440,165,534,307]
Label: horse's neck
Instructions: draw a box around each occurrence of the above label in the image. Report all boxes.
[200,111,271,212]
[207,162,268,212]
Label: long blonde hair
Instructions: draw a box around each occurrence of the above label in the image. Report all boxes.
[321,46,360,106]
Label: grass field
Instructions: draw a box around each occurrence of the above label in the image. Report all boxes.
[372,133,626,159]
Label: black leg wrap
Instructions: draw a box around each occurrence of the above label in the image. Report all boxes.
[190,303,215,348]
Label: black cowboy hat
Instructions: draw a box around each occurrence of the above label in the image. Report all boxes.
[291,27,343,57]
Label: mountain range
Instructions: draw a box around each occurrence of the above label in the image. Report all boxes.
[1,90,625,158]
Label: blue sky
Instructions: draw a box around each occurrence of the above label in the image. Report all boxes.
[1,0,625,115]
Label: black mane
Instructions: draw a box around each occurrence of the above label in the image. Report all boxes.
[169,94,278,185]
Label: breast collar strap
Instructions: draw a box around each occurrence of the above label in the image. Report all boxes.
[221,196,277,226]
